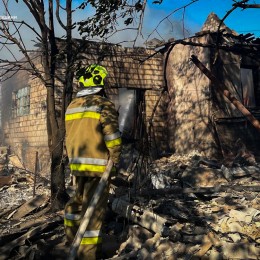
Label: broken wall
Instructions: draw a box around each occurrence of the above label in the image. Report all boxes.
[166,32,260,159]
[212,50,243,118]
[166,35,220,158]
[1,69,49,174]
[145,90,170,157]
[212,48,260,158]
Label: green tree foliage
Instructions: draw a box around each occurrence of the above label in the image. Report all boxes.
[77,0,144,37]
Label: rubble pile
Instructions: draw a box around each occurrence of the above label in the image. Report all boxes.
[111,151,260,259]
[0,150,259,259]
[0,154,66,260]
[0,155,50,212]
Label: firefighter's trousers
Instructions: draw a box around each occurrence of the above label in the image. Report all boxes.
[64,176,109,260]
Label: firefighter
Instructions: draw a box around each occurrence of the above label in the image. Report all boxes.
[64,64,122,259]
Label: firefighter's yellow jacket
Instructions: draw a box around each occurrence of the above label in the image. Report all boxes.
[65,94,122,177]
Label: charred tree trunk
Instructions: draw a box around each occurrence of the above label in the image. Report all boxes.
[19,0,74,210]
[47,0,68,210]
[38,0,69,210]
[64,0,74,109]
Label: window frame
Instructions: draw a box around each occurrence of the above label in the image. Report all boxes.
[240,65,259,108]
[12,86,31,117]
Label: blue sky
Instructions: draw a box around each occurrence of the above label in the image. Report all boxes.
[0,0,259,59]
[146,0,260,39]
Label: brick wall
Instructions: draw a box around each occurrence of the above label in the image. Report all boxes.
[1,70,49,175]
[73,43,168,156]
[145,90,169,157]
[166,36,220,158]
[1,42,166,174]
[69,41,164,90]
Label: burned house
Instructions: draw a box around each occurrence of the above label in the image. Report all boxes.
[0,44,166,174]
[165,12,260,161]
[1,12,260,174]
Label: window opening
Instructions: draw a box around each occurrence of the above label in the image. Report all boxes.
[110,88,145,140]
[117,88,136,139]
[240,68,255,107]
[12,86,30,117]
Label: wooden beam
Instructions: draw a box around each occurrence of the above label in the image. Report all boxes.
[190,55,260,133]
[135,185,260,197]
[112,198,169,234]
[12,194,48,220]
[111,198,181,241]
[0,218,62,260]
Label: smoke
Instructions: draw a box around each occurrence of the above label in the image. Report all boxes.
[143,3,198,41]
[107,2,199,47]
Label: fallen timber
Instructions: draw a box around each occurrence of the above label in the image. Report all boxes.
[134,185,260,197]
[190,55,260,133]
[0,217,63,260]
[112,198,179,238]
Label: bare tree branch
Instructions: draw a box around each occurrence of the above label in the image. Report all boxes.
[146,0,199,41]
[0,24,45,82]
[140,34,260,65]
[3,20,43,40]
[55,0,67,30]
[233,2,260,8]
[214,0,249,64]
[2,0,27,50]
[133,0,147,47]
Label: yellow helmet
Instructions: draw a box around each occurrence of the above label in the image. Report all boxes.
[76,64,108,88]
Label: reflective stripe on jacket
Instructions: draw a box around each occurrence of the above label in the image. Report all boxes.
[81,230,102,245]
[64,213,81,227]
[65,94,122,177]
